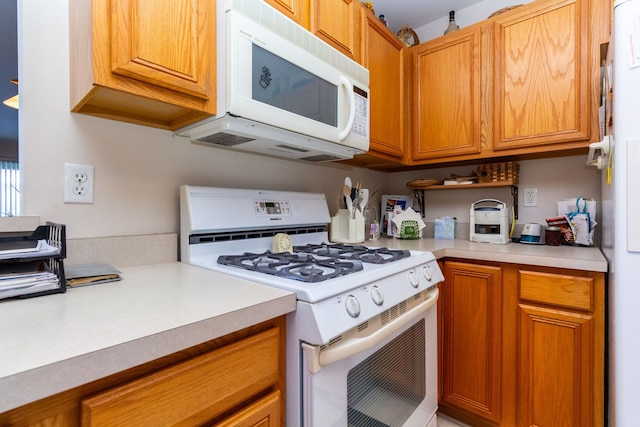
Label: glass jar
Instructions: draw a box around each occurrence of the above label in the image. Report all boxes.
[364,206,380,241]
[545,226,562,246]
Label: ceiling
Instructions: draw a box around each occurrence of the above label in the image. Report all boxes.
[368,0,484,33]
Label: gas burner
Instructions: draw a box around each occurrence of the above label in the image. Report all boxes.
[217,251,302,274]
[217,251,363,283]
[294,243,411,264]
[280,258,363,282]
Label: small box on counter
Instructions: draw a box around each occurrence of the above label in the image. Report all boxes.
[435,217,456,239]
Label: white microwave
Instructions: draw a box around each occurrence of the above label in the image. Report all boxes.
[176,0,370,162]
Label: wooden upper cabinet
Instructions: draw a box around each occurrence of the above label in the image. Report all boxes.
[264,0,309,28]
[70,0,216,130]
[310,0,360,61]
[411,25,485,160]
[360,7,405,160]
[265,0,359,61]
[110,0,209,99]
[493,0,589,150]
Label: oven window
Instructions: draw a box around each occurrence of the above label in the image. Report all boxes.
[347,319,426,426]
[252,45,338,127]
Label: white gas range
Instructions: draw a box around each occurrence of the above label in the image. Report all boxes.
[180,185,443,427]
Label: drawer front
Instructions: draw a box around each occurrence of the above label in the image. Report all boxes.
[82,327,281,426]
[519,270,593,311]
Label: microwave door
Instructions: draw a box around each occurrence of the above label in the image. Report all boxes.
[226,12,368,151]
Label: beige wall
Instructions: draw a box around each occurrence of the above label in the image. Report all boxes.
[19,0,600,247]
[19,0,388,240]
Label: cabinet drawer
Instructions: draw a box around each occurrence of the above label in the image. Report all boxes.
[519,270,593,311]
[81,327,281,426]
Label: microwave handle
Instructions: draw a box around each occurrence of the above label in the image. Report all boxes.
[338,76,356,141]
[302,287,439,373]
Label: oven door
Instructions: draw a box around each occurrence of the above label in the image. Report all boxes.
[301,288,438,427]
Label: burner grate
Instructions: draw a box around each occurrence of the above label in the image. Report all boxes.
[293,243,411,264]
[217,250,363,283]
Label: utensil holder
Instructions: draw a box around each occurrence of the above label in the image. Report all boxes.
[330,209,364,243]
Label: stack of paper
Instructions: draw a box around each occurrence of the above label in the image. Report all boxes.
[65,263,121,287]
[0,260,60,299]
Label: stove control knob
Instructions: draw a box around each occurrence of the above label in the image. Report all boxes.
[422,264,433,281]
[345,295,361,318]
[409,269,420,288]
[371,285,384,306]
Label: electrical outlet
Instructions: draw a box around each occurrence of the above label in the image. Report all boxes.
[523,187,538,207]
[64,163,94,203]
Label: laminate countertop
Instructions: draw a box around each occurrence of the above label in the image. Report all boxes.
[0,240,607,413]
[377,237,608,273]
[0,262,296,413]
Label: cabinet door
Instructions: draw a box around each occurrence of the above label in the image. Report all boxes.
[360,7,405,159]
[71,0,216,130]
[214,391,281,427]
[441,262,502,423]
[518,304,594,427]
[310,0,359,61]
[109,0,212,99]
[264,0,309,28]
[411,26,484,160]
[493,0,589,150]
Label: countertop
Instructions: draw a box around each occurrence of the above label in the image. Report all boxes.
[0,262,296,413]
[0,240,607,413]
[377,237,608,273]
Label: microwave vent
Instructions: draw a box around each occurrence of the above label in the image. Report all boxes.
[302,154,343,162]
[275,144,310,153]
[197,133,254,147]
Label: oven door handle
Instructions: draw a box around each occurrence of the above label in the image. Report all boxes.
[302,288,439,373]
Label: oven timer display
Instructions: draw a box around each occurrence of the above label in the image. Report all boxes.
[254,200,292,216]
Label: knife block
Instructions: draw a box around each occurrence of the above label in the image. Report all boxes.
[330,209,364,243]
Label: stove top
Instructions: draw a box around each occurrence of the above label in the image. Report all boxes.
[180,185,442,304]
[217,243,410,283]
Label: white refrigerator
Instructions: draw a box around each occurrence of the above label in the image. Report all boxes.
[598,0,640,425]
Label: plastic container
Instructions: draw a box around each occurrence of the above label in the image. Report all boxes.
[364,206,380,241]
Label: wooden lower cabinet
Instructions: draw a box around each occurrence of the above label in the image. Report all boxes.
[439,260,604,427]
[517,268,604,427]
[440,261,503,424]
[0,317,286,427]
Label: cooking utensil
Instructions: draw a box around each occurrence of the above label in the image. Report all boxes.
[343,185,353,217]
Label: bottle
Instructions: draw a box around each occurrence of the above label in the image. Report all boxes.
[364,206,380,241]
[444,11,459,35]
[378,14,388,27]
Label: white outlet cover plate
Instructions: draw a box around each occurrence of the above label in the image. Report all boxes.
[64,163,94,203]
[523,187,538,207]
